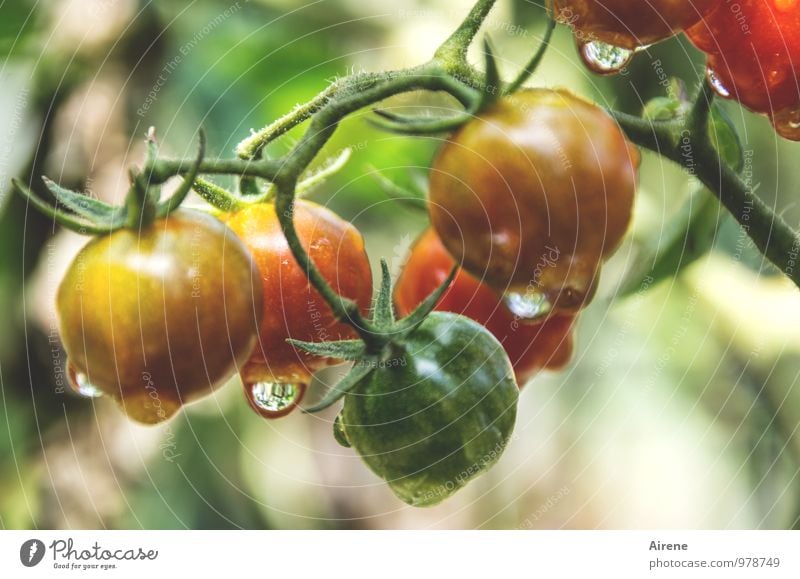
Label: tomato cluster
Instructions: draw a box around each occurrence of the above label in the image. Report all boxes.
[58,202,371,424]
[555,0,800,140]
[686,0,800,139]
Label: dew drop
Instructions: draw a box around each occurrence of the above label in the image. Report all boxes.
[333,413,351,448]
[503,290,552,321]
[67,362,103,398]
[244,380,305,419]
[578,40,634,75]
[772,106,800,141]
[706,68,731,98]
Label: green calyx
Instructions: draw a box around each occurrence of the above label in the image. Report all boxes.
[292,258,457,414]
[294,259,518,507]
[12,128,206,235]
[337,310,518,507]
[368,18,555,137]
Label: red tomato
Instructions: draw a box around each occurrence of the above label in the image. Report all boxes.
[551,0,720,49]
[428,89,638,314]
[394,229,576,385]
[686,0,800,139]
[225,201,373,417]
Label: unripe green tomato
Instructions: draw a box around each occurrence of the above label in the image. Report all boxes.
[340,312,518,507]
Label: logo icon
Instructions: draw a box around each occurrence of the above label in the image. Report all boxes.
[20,539,46,567]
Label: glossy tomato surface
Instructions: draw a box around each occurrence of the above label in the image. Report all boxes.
[428,89,638,313]
[225,201,373,389]
[686,0,800,138]
[340,311,518,507]
[551,0,720,49]
[394,229,575,384]
[57,209,263,424]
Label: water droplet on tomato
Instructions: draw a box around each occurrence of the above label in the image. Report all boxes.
[772,106,800,141]
[244,380,305,419]
[502,290,552,321]
[578,40,633,75]
[333,413,351,448]
[67,362,103,398]
[706,68,731,98]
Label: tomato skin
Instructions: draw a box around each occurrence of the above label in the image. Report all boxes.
[340,311,518,507]
[224,201,373,387]
[57,210,263,424]
[394,229,575,384]
[428,89,638,313]
[551,0,720,49]
[686,0,800,136]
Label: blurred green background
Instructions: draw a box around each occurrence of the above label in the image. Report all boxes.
[1,0,800,529]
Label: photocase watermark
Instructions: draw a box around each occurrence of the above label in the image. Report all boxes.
[141,372,182,462]
[353,356,407,369]
[730,149,759,262]
[679,130,696,177]
[725,0,753,36]
[307,295,331,343]
[510,245,561,331]
[137,1,247,117]
[19,539,46,568]
[416,437,512,504]
[519,485,571,528]
[0,88,30,206]
[20,537,158,570]
[189,221,204,299]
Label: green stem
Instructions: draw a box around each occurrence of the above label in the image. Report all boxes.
[436,0,498,64]
[505,17,556,95]
[149,157,279,182]
[271,65,471,349]
[236,82,340,160]
[612,95,800,289]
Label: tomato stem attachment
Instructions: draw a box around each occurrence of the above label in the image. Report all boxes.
[611,81,800,289]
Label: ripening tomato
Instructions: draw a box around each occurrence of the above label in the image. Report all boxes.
[685,0,800,140]
[339,311,518,507]
[394,229,575,384]
[550,0,720,49]
[428,89,638,317]
[224,201,372,418]
[57,210,263,424]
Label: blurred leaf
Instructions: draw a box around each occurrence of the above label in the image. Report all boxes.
[621,188,723,296]
[708,103,745,172]
[0,1,38,57]
[622,100,742,295]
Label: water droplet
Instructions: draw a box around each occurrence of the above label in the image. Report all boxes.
[503,290,552,321]
[67,362,103,398]
[333,413,351,448]
[244,380,305,419]
[706,68,731,98]
[578,40,634,75]
[772,106,800,141]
